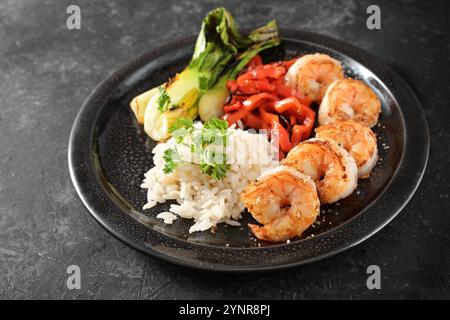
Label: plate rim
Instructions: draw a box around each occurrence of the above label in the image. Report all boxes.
[68,29,429,272]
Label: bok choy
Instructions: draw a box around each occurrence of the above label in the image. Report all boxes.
[130,7,280,141]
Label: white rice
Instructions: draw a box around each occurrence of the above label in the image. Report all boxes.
[141,125,278,233]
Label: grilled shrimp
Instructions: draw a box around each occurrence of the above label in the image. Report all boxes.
[319,79,381,128]
[315,121,378,178]
[285,53,344,103]
[282,138,357,204]
[240,166,320,242]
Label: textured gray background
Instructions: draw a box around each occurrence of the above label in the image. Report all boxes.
[1,0,449,299]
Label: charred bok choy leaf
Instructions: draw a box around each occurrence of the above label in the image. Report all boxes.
[130,7,280,141]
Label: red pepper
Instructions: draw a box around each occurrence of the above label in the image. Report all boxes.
[236,64,286,94]
[274,78,297,98]
[291,125,305,146]
[226,80,238,93]
[243,112,265,129]
[223,101,242,113]
[282,58,298,69]
[273,96,302,113]
[290,114,297,126]
[223,56,317,153]
[247,55,263,69]
[242,93,278,112]
[223,107,248,126]
[237,78,275,94]
[302,106,316,134]
[240,65,285,80]
[274,97,311,122]
[260,65,286,79]
[259,108,291,153]
[290,106,315,146]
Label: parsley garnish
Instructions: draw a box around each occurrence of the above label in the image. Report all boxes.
[199,163,230,180]
[162,117,230,180]
[204,117,228,131]
[163,148,185,174]
[170,118,194,143]
[157,86,172,112]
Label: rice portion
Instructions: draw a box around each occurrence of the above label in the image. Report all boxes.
[141,126,277,233]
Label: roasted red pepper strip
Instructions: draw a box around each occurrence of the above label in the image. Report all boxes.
[236,64,286,93]
[274,78,297,98]
[290,114,297,126]
[226,80,238,93]
[223,101,242,113]
[259,108,291,153]
[291,125,303,146]
[282,58,298,69]
[240,65,285,80]
[273,121,292,153]
[237,78,275,94]
[302,106,316,134]
[243,112,265,129]
[223,57,316,152]
[223,107,248,126]
[291,125,307,146]
[273,96,302,113]
[242,93,278,112]
[274,97,311,121]
[247,55,263,68]
[274,97,316,143]
[289,107,315,146]
[259,65,285,79]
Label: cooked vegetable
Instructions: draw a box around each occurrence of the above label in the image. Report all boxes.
[132,7,280,141]
[163,117,230,180]
[223,56,315,156]
[198,82,229,121]
[143,90,198,142]
[198,20,280,121]
[130,86,160,124]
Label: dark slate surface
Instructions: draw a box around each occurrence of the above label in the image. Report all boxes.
[0,0,449,299]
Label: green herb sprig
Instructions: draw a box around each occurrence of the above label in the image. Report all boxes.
[157,86,173,112]
[163,117,230,180]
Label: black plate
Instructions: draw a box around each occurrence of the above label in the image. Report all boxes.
[68,30,429,271]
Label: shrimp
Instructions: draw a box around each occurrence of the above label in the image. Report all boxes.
[282,138,357,204]
[240,166,320,242]
[315,120,378,178]
[285,53,344,103]
[319,78,381,128]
